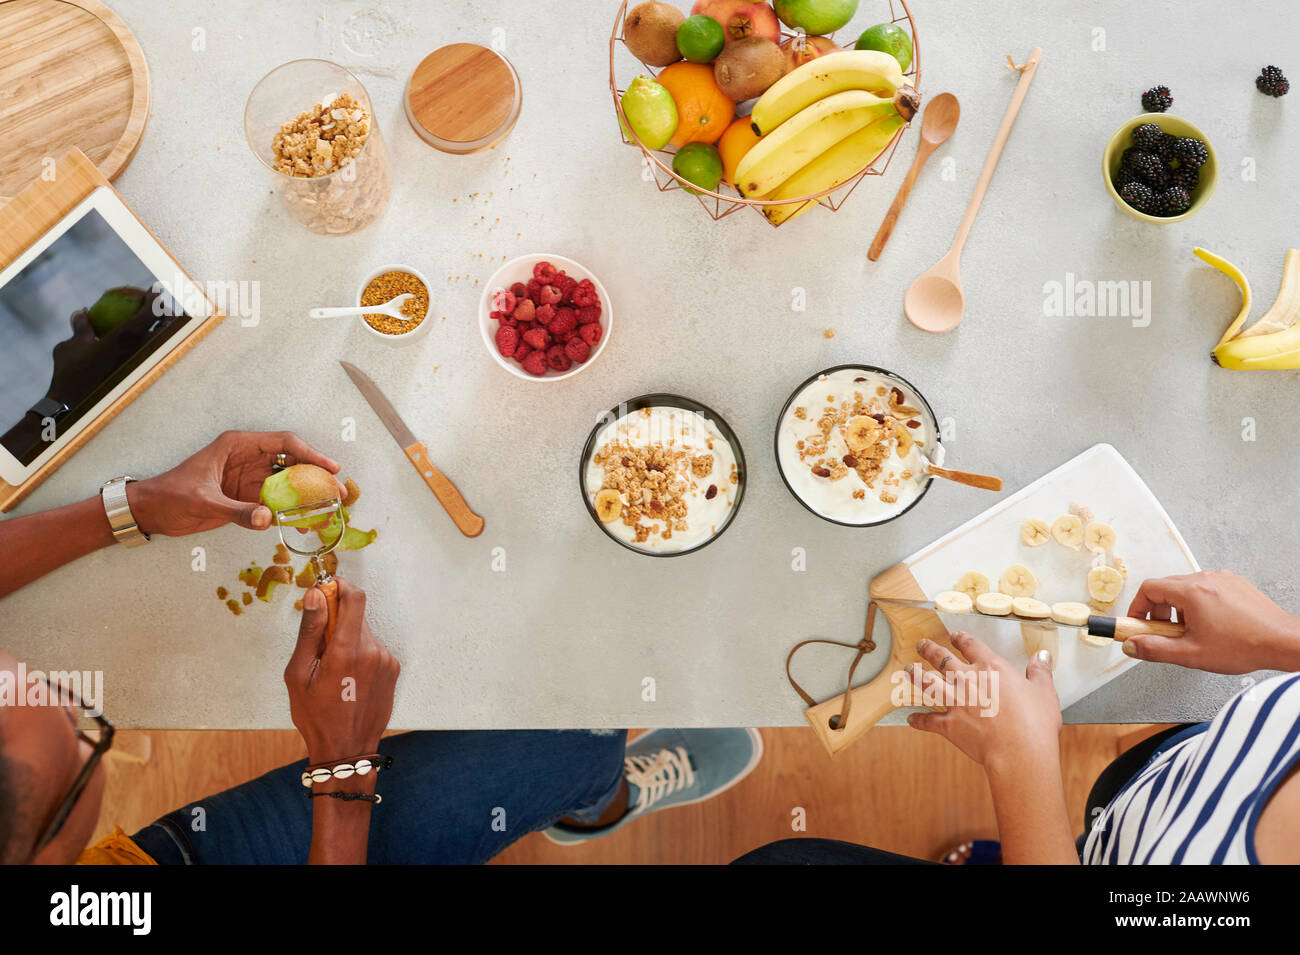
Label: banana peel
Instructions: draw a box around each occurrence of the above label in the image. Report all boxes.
[1203,246,1300,369]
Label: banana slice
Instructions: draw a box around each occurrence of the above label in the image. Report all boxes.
[1020,518,1050,547]
[1088,566,1124,603]
[954,571,990,601]
[1021,623,1059,669]
[975,592,1013,616]
[1050,601,1092,627]
[844,416,881,453]
[1051,514,1085,549]
[1079,632,1112,649]
[1089,597,1116,613]
[1113,555,1129,579]
[593,489,623,523]
[1011,597,1051,619]
[1084,521,1116,554]
[999,564,1037,598]
[1069,501,1095,524]
[935,591,973,614]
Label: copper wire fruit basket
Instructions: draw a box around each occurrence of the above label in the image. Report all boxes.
[609,0,920,227]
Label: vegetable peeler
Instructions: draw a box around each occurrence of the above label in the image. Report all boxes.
[273,498,346,639]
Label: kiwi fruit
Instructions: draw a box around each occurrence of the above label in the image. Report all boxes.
[624,1,684,67]
[259,463,339,517]
[714,37,783,101]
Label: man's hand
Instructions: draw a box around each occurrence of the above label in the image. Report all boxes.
[1125,570,1300,674]
[126,430,344,537]
[284,579,399,765]
[906,631,1062,774]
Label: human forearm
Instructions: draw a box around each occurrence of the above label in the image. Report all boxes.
[0,495,116,599]
[307,776,375,865]
[986,753,1079,865]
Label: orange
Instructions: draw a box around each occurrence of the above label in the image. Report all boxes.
[656,62,735,148]
[717,116,761,185]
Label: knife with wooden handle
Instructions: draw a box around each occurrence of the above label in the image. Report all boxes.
[339,361,484,538]
[875,597,1185,641]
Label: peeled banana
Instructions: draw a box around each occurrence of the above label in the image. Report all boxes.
[1051,514,1084,549]
[1084,521,1116,554]
[750,50,906,136]
[999,564,1037,598]
[975,592,1013,616]
[954,571,990,601]
[935,591,973,614]
[1205,246,1300,370]
[1020,518,1050,547]
[1088,566,1124,604]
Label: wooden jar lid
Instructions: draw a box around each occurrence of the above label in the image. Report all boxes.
[404,44,521,154]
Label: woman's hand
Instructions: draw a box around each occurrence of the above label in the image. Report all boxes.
[284,579,399,765]
[1125,570,1300,674]
[905,631,1062,775]
[126,430,344,537]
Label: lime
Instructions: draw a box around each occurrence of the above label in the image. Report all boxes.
[672,142,723,195]
[854,22,913,72]
[676,14,725,64]
[620,75,679,150]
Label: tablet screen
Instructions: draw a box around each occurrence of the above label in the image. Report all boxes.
[0,208,190,466]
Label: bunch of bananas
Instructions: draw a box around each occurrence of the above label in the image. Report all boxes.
[736,50,921,226]
[1199,247,1300,369]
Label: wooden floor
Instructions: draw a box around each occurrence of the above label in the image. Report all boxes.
[93,724,1169,863]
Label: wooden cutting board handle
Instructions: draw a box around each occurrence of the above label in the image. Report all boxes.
[403,442,485,538]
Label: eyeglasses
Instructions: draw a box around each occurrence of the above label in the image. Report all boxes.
[29,678,114,858]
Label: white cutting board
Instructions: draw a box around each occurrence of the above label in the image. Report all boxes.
[890,443,1200,710]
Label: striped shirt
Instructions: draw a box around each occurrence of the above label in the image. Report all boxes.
[1083,672,1300,864]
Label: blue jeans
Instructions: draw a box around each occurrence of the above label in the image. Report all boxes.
[131,730,627,864]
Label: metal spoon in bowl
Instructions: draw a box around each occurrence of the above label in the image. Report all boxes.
[310,293,414,321]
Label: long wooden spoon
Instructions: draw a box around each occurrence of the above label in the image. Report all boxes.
[924,463,1002,491]
[904,49,1043,333]
[868,93,960,262]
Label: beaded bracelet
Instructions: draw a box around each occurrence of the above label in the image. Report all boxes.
[300,754,393,788]
[306,790,382,804]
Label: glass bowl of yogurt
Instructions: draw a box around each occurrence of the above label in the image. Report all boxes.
[580,394,746,556]
[775,364,940,527]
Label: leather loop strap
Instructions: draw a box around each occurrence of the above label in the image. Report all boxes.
[786,602,880,731]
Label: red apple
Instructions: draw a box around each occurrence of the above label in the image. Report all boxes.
[690,0,781,45]
[778,34,842,74]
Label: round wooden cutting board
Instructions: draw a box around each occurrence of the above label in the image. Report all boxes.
[404,43,521,154]
[0,0,150,198]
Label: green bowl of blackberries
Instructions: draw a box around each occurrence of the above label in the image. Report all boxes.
[1104,114,1217,223]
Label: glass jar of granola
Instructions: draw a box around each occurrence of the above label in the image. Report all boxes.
[243,59,392,236]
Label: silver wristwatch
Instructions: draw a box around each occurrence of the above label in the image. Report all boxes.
[100,476,151,547]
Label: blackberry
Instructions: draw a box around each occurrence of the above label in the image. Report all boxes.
[1256,65,1289,97]
[1171,137,1209,168]
[1141,85,1173,112]
[1157,132,1178,161]
[1132,122,1165,151]
[1169,164,1199,192]
[1113,167,1140,191]
[1130,150,1169,188]
[1157,186,1192,217]
[1120,181,1157,214]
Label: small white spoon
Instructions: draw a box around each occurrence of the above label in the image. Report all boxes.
[310,293,414,321]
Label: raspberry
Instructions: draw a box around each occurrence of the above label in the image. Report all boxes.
[510,282,527,299]
[513,298,536,323]
[579,322,603,347]
[560,328,580,344]
[523,327,551,351]
[497,313,518,328]
[564,338,590,364]
[490,310,506,322]
[538,284,563,306]
[570,281,598,308]
[526,278,543,302]
[546,344,572,372]
[533,261,557,283]
[494,325,519,357]
[548,307,577,335]
[517,321,535,334]
[521,350,548,377]
[576,304,601,324]
[490,289,517,314]
[534,303,556,325]
[555,273,577,299]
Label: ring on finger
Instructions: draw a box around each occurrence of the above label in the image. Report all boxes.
[274,452,290,470]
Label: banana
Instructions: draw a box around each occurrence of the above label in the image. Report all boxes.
[1211,247,1300,370]
[1021,623,1059,669]
[1069,501,1095,524]
[750,49,906,136]
[1012,597,1051,619]
[593,489,622,523]
[1051,514,1084,549]
[954,571,990,601]
[1051,601,1092,627]
[999,564,1037,598]
[1084,521,1116,554]
[759,110,911,225]
[1020,518,1050,547]
[844,415,881,452]
[1080,631,1113,649]
[1239,248,1300,337]
[975,592,1013,616]
[1113,555,1129,578]
[1088,566,1124,603]
[935,591,973,614]
[736,90,901,199]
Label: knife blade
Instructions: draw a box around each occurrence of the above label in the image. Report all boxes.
[873,597,1186,642]
[339,361,485,538]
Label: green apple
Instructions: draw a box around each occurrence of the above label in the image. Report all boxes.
[773,0,859,37]
[87,287,145,336]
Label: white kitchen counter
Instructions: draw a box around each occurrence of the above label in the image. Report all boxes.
[2,0,1297,728]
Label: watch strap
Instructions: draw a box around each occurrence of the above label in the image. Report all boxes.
[101,476,150,547]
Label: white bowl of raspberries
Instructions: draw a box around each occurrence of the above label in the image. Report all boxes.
[479,254,611,381]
